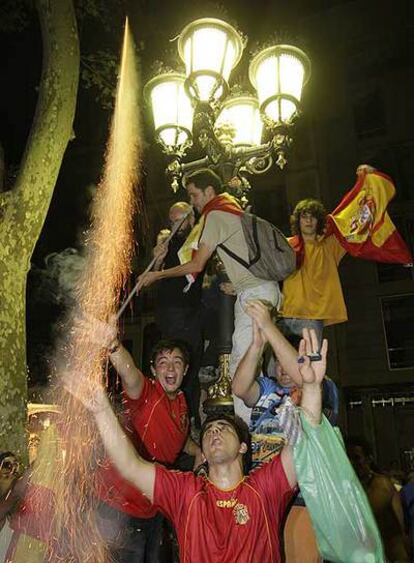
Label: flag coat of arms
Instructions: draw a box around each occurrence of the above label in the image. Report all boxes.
[326,171,412,265]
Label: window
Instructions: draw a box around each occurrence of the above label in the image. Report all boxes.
[381,294,414,369]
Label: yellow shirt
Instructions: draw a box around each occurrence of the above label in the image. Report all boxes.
[281,235,347,326]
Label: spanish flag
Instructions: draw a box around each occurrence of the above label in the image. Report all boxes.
[178,192,242,289]
[327,171,412,265]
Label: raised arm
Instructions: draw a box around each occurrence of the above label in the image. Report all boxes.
[281,328,328,488]
[67,381,155,502]
[297,328,327,427]
[108,344,144,399]
[78,317,144,399]
[136,243,213,290]
[231,320,264,407]
[244,301,303,387]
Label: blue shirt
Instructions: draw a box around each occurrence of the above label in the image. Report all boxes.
[250,376,338,468]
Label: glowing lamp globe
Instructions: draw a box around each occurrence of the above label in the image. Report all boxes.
[178,18,244,103]
[144,73,194,152]
[249,45,311,125]
[215,95,263,146]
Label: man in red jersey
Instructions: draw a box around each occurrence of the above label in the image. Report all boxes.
[87,320,201,563]
[67,328,326,563]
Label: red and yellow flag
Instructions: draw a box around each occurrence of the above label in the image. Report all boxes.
[327,171,412,264]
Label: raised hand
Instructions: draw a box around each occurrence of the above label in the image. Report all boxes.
[62,368,109,414]
[73,315,118,350]
[244,300,274,332]
[252,318,267,350]
[356,164,375,176]
[298,328,328,387]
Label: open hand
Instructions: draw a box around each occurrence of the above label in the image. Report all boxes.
[298,328,328,386]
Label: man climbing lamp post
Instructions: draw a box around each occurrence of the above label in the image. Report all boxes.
[144,17,311,412]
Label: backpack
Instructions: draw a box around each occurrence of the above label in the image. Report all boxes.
[218,213,296,282]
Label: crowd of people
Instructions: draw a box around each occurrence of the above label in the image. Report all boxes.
[1,166,412,562]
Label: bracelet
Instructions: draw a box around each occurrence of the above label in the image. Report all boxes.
[108,339,121,355]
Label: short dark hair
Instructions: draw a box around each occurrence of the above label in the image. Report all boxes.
[184,169,223,195]
[151,339,190,367]
[290,198,327,236]
[200,414,252,475]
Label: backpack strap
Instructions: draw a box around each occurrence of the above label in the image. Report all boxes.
[218,242,250,268]
[272,228,284,252]
[248,214,261,266]
[217,214,260,270]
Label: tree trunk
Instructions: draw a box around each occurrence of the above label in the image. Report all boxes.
[0,0,79,457]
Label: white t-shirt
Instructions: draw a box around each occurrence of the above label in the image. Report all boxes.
[200,210,265,293]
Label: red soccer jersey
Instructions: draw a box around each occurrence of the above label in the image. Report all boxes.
[154,454,295,563]
[96,377,189,517]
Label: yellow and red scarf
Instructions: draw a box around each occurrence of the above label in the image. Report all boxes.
[178,192,242,289]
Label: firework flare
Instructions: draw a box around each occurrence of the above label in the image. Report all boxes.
[7,19,144,563]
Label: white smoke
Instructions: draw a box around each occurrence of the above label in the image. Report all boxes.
[44,248,86,305]
[30,248,86,308]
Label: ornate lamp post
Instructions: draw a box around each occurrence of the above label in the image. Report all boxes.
[145,17,311,192]
[144,17,311,412]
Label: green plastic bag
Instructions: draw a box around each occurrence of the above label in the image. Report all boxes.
[293,414,386,563]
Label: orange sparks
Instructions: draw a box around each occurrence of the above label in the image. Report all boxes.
[8,19,144,563]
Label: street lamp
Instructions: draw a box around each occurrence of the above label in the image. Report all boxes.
[215,95,263,147]
[145,17,311,192]
[177,18,244,103]
[249,44,311,168]
[143,73,193,157]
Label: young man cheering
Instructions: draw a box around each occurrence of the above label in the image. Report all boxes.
[66,328,327,563]
[83,317,200,563]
